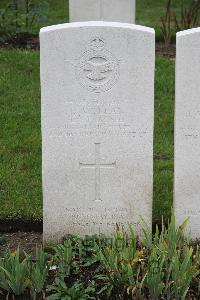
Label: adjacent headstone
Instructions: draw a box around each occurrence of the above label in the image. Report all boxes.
[69,0,135,23]
[175,28,200,239]
[40,22,155,243]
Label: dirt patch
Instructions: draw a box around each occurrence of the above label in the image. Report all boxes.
[0,232,42,254]
[156,42,176,58]
[0,33,39,50]
[0,219,42,233]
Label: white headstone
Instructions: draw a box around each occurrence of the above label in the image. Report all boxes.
[40,22,155,243]
[175,28,200,239]
[69,0,135,23]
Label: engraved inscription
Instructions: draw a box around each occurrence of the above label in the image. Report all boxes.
[76,37,120,93]
[184,209,200,216]
[63,99,147,138]
[180,109,200,138]
[180,127,200,139]
[79,143,116,202]
[65,207,139,228]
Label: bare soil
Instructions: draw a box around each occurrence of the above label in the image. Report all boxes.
[0,232,42,254]
[156,42,176,58]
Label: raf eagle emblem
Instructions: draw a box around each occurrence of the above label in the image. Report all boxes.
[83,60,115,81]
[76,37,119,92]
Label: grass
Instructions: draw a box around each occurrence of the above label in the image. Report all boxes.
[0,50,41,221]
[154,57,175,222]
[0,49,175,223]
[137,0,189,40]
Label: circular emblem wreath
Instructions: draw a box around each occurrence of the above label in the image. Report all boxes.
[76,38,120,93]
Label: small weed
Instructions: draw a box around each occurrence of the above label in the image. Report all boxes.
[47,278,96,300]
[30,247,49,299]
[0,247,30,296]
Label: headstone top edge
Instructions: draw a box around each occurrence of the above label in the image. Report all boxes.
[177,27,200,38]
[40,21,155,35]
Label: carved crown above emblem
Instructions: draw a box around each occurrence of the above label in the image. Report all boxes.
[90,37,105,51]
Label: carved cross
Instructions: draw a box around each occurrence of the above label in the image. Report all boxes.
[79,143,116,202]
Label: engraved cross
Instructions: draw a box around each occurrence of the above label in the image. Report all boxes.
[79,143,116,202]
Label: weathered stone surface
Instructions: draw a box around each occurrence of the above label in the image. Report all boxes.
[69,0,135,23]
[40,22,155,243]
[175,28,200,239]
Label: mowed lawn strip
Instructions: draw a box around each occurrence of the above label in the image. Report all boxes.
[0,49,174,223]
[0,49,41,221]
[154,56,175,222]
